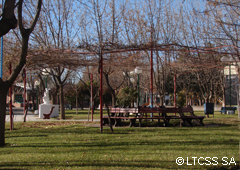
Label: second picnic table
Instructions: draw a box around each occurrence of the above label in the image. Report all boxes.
[103,106,205,127]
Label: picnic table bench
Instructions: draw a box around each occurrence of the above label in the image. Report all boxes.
[103,106,205,127]
[219,107,237,114]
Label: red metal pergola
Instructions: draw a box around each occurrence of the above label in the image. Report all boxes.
[10,44,238,132]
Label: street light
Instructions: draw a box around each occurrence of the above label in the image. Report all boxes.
[135,67,142,107]
[130,77,135,83]
[42,68,50,89]
[34,80,40,110]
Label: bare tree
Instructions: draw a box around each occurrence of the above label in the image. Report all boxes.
[205,0,240,113]
[29,0,84,119]
[0,0,42,147]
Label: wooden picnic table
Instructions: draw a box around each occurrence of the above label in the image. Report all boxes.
[103,106,205,127]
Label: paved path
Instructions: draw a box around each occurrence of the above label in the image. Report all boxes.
[5,107,44,122]
[5,107,99,122]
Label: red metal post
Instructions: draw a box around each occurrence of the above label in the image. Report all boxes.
[100,51,103,132]
[9,62,13,130]
[150,29,153,109]
[174,72,177,116]
[23,68,26,115]
[150,49,153,108]
[174,72,176,108]
[91,73,94,121]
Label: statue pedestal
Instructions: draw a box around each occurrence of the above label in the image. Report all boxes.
[39,104,59,118]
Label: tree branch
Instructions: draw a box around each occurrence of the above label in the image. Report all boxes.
[0,0,18,37]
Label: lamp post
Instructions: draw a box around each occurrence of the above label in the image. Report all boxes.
[135,67,142,107]
[34,80,40,110]
[130,77,136,107]
[128,70,134,88]
[42,68,50,89]
[221,56,235,109]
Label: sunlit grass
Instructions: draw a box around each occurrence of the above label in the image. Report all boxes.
[1,117,239,170]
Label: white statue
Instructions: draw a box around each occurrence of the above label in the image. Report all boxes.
[43,88,50,104]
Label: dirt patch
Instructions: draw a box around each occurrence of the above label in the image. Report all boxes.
[20,121,84,128]
[19,121,102,129]
[84,123,100,128]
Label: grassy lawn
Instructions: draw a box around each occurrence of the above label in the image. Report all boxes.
[63,109,102,120]
[1,110,239,170]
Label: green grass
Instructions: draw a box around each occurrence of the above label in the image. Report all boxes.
[63,109,103,120]
[1,114,239,170]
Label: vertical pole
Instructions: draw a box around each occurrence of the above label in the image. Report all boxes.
[100,50,103,132]
[9,62,13,130]
[23,68,26,115]
[174,72,177,116]
[36,86,38,110]
[137,74,139,107]
[174,73,176,108]
[91,73,94,121]
[229,64,231,108]
[150,27,153,118]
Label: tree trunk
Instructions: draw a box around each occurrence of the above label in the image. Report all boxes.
[52,93,58,105]
[23,109,28,122]
[160,95,164,106]
[0,89,7,146]
[105,103,113,132]
[23,100,28,122]
[76,92,78,114]
[60,85,65,119]
[32,93,35,111]
[0,0,18,37]
[52,86,59,105]
[111,90,116,107]
[93,100,95,112]
[222,87,226,107]
[0,0,42,147]
[186,95,188,106]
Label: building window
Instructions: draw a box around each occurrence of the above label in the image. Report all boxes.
[15,95,23,103]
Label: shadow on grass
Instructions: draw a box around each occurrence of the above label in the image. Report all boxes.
[5,137,238,151]
[5,135,48,138]
[0,160,238,170]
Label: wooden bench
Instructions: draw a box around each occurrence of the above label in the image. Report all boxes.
[43,106,55,119]
[103,108,138,126]
[102,106,205,127]
[219,107,237,114]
